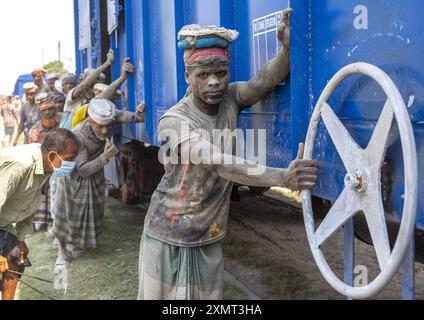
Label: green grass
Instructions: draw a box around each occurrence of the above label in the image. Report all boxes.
[15,199,247,300]
[16,207,142,300]
[223,229,308,300]
[223,281,249,300]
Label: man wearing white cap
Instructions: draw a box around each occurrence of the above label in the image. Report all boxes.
[52,98,146,269]
[138,9,318,300]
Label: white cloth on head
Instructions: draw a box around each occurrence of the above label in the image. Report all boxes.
[178,24,239,42]
[47,73,59,80]
[23,82,37,90]
[88,98,116,125]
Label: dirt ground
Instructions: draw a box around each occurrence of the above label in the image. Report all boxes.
[226,189,424,300]
[15,187,424,300]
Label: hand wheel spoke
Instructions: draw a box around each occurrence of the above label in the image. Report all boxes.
[315,188,362,247]
[363,191,391,270]
[321,103,364,172]
[365,99,394,173]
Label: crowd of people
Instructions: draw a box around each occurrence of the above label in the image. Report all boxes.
[0,51,146,299]
[0,8,320,301]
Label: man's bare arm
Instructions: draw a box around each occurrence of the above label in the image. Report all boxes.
[238,8,292,107]
[115,102,146,124]
[179,137,318,191]
[13,121,25,146]
[99,58,135,101]
[72,50,115,100]
[13,110,19,124]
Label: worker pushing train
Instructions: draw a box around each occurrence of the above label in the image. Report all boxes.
[138,8,319,300]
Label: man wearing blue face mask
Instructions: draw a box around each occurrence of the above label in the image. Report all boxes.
[0,128,79,300]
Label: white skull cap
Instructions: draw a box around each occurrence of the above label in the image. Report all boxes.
[88,98,116,125]
[23,82,37,90]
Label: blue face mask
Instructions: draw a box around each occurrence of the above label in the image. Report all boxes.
[52,153,76,177]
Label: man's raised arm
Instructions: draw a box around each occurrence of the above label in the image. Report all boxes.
[72,49,115,100]
[238,8,292,107]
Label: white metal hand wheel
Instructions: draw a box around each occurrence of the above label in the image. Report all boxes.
[302,62,417,299]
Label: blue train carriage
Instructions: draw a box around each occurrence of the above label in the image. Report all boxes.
[12,74,33,99]
[73,0,422,299]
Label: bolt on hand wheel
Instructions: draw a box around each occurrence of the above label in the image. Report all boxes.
[302,62,417,299]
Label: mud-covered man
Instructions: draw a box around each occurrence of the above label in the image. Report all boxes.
[138,9,319,300]
[53,99,146,269]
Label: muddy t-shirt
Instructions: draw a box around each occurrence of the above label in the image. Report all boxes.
[144,82,244,247]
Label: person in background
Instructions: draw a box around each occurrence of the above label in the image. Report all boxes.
[29,93,62,232]
[0,95,18,148]
[53,93,66,114]
[60,50,115,130]
[31,68,51,94]
[29,94,62,146]
[61,74,78,97]
[22,82,36,103]
[12,96,22,112]
[53,99,146,269]
[47,73,60,94]
[0,129,79,300]
[13,83,39,146]
[71,58,134,129]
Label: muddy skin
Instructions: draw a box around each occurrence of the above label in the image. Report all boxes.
[72,50,115,101]
[39,103,58,121]
[181,8,316,191]
[99,58,135,102]
[185,58,231,115]
[89,119,114,142]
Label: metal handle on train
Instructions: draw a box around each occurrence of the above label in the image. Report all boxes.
[302,62,418,299]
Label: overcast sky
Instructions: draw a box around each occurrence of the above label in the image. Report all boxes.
[0,0,75,94]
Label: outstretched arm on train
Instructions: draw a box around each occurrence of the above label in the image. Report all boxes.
[115,101,147,124]
[237,8,292,107]
[99,58,135,101]
[175,136,318,191]
[72,50,115,100]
